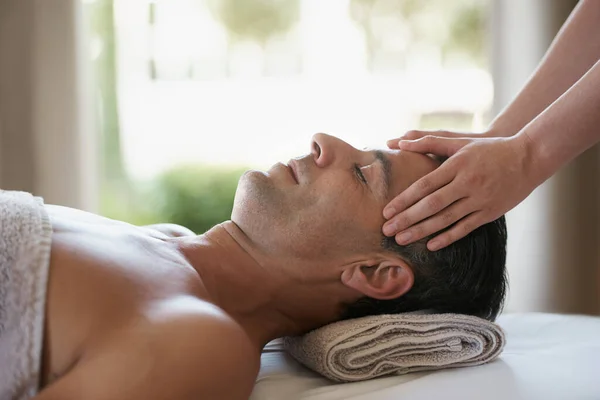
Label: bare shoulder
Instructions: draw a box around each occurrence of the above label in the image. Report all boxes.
[144,299,261,398]
[35,298,260,400]
[149,297,261,379]
[143,223,196,237]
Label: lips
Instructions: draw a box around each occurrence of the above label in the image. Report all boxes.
[287,160,299,184]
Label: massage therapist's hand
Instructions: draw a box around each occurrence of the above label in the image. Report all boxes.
[382,132,539,250]
[387,128,508,145]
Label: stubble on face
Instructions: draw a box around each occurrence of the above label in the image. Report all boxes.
[232,170,380,263]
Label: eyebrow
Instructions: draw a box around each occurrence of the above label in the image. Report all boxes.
[374,150,392,200]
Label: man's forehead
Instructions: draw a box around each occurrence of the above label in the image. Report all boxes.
[380,149,441,200]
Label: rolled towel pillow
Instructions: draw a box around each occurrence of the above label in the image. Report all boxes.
[283,312,505,382]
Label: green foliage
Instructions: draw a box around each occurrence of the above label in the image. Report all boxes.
[445,2,487,66]
[87,0,135,224]
[87,0,124,184]
[208,0,300,45]
[100,182,163,227]
[349,0,489,68]
[100,165,248,234]
[152,165,247,234]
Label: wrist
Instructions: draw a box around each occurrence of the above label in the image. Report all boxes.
[486,121,517,138]
[512,130,555,187]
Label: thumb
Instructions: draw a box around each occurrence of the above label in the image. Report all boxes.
[398,136,468,157]
[386,138,403,149]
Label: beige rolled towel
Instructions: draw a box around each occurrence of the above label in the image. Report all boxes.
[283,313,505,382]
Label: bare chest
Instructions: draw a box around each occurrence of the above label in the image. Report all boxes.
[42,205,204,385]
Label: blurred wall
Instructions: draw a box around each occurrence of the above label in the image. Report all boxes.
[0,0,36,194]
[492,0,600,315]
[0,0,96,210]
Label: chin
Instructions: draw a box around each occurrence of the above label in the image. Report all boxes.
[231,171,293,250]
[234,170,268,203]
[232,171,272,223]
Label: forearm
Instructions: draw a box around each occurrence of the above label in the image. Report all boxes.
[519,59,600,184]
[490,0,600,137]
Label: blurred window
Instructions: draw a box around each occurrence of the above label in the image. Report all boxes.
[86,0,491,232]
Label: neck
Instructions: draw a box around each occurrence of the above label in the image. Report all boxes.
[176,222,356,347]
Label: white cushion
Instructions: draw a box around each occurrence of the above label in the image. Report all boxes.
[251,313,600,400]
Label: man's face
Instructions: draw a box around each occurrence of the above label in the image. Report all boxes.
[232,133,439,264]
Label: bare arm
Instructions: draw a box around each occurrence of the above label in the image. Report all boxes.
[522,58,600,183]
[382,0,600,248]
[32,312,259,400]
[490,0,600,137]
[393,0,600,145]
[385,59,600,249]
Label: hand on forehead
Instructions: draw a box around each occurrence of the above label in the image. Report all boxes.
[374,149,441,202]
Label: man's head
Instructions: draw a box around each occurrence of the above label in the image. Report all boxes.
[231,133,507,322]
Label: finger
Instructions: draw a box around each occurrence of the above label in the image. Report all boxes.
[392,198,471,245]
[398,136,468,157]
[402,130,476,141]
[402,130,432,140]
[383,160,456,220]
[383,180,463,236]
[386,138,403,149]
[426,212,485,251]
[387,130,451,149]
[391,131,487,150]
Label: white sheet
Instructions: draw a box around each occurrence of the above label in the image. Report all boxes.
[251,313,600,400]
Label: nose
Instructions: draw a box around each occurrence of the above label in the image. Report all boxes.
[311,133,355,168]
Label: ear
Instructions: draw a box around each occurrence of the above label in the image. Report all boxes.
[340,256,414,300]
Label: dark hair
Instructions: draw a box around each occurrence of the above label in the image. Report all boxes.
[342,216,508,321]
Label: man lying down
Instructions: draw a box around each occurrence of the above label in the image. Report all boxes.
[1,133,507,400]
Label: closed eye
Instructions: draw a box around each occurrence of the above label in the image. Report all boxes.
[354,164,368,185]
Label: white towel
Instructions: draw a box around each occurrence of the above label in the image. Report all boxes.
[283,313,505,382]
[0,190,52,400]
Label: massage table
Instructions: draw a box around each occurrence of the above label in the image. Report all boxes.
[251,313,600,400]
